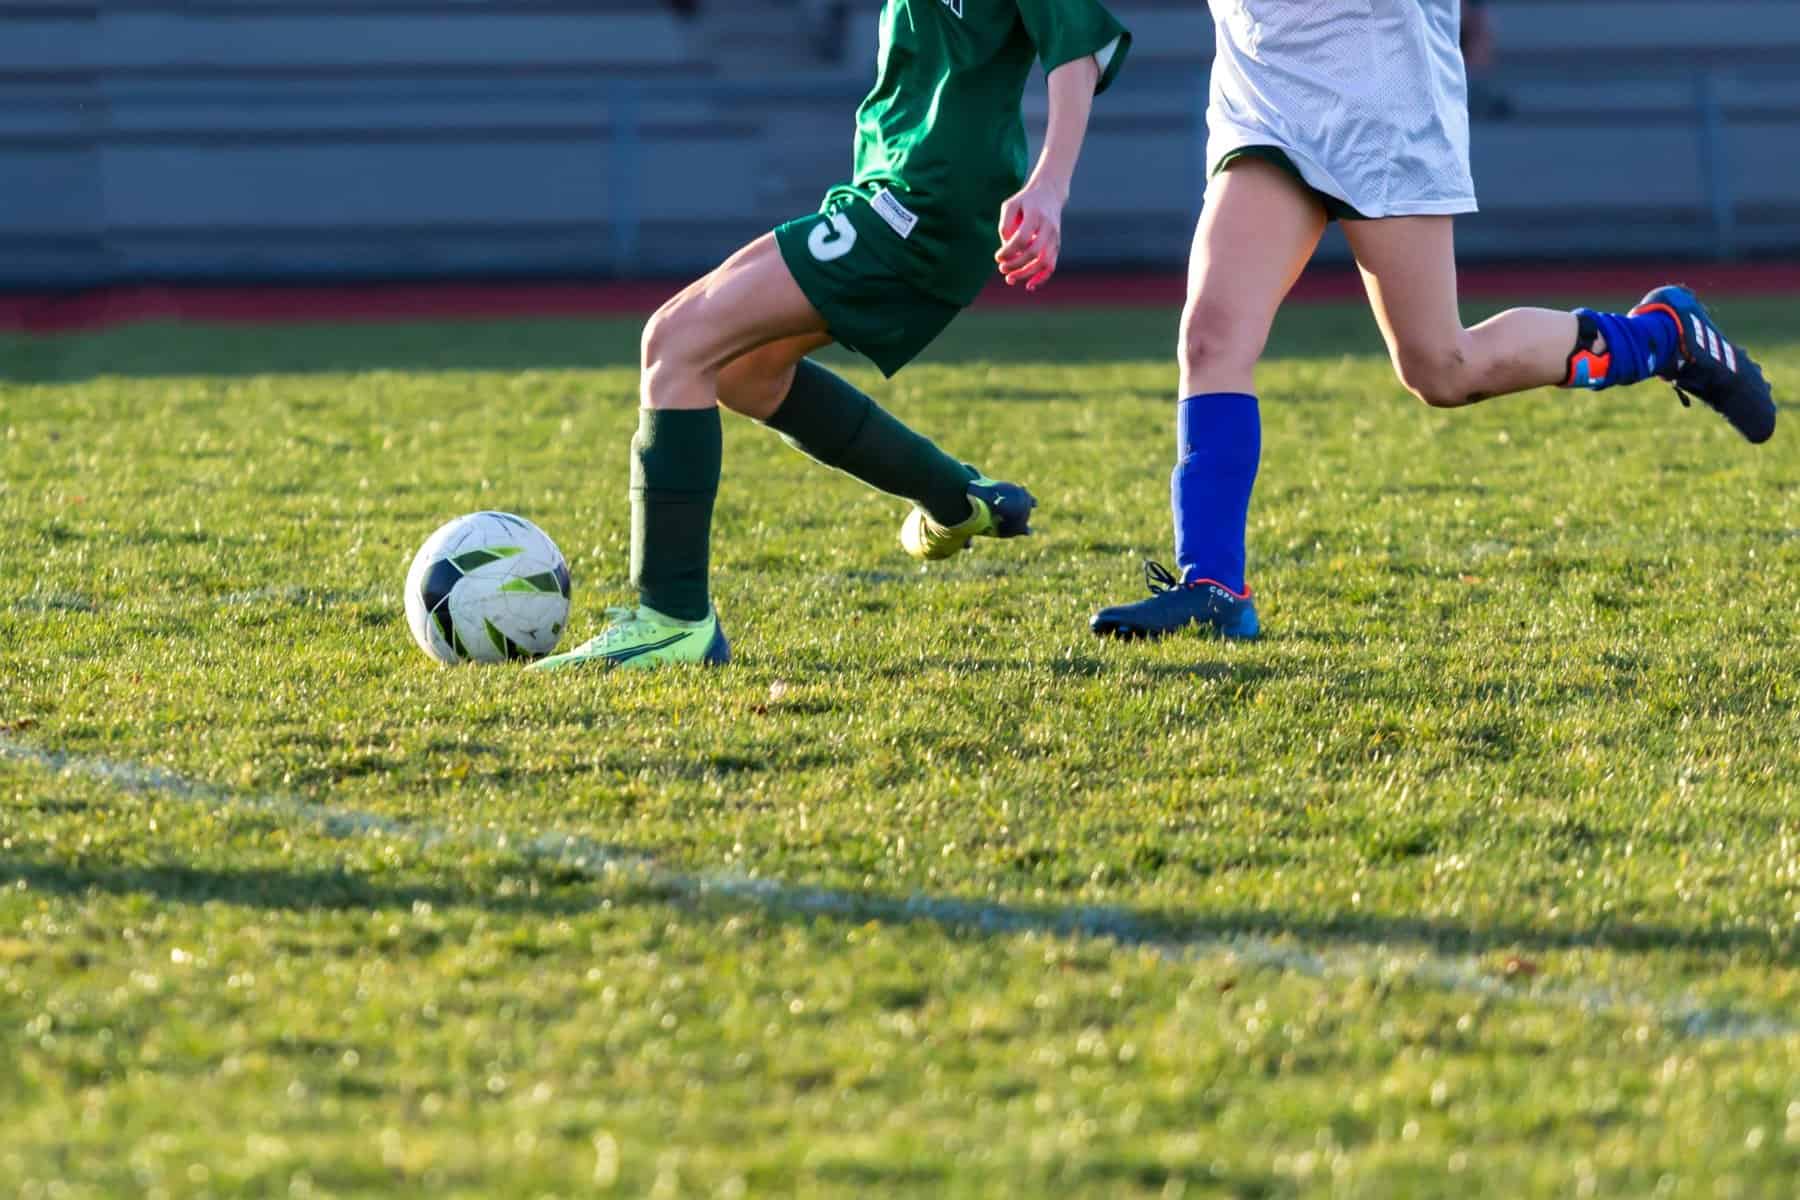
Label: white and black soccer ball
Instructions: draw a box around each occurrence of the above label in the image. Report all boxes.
[403,511,571,664]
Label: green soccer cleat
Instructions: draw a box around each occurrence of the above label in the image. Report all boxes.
[898,471,1037,561]
[528,604,730,672]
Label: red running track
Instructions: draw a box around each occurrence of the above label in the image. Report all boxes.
[3,262,1798,335]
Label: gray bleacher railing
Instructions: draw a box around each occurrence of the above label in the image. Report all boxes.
[1694,69,1736,260]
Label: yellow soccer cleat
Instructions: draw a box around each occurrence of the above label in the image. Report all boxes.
[898,472,1038,561]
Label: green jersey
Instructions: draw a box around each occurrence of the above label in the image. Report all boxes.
[822,0,1130,307]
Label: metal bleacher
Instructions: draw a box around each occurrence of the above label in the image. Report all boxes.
[2,0,1799,288]
[0,0,737,284]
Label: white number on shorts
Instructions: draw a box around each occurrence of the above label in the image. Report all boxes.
[807,213,857,262]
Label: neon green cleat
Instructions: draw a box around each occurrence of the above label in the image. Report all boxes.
[528,604,730,672]
[898,473,1038,561]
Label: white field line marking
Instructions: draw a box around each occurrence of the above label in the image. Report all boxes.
[3,737,1793,1043]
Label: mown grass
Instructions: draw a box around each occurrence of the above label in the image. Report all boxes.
[2,297,1797,1198]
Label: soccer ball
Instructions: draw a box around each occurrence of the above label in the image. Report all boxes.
[403,511,571,664]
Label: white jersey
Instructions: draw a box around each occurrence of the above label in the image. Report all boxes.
[1206,0,1476,217]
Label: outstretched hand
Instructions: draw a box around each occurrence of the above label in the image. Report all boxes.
[995,180,1066,292]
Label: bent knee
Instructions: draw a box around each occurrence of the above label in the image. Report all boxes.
[717,349,798,421]
[1394,345,1472,408]
[640,295,699,373]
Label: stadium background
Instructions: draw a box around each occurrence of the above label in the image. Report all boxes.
[6,0,1800,293]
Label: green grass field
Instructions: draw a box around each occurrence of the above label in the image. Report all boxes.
[2,298,1797,1198]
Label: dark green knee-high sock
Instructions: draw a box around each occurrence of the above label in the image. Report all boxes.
[630,406,721,621]
[764,359,974,525]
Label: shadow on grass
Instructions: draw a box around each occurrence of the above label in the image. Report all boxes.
[11,852,1791,972]
[845,656,1280,684]
[682,875,1800,978]
[6,860,603,917]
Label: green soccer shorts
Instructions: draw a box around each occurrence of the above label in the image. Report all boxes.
[773,192,963,378]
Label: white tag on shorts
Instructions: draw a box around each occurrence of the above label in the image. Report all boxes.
[869,188,919,240]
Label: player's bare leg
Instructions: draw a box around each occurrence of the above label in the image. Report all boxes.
[716,334,836,421]
[640,234,831,412]
[1343,216,1775,440]
[1180,158,1329,397]
[1092,158,1325,641]
[1341,216,1577,407]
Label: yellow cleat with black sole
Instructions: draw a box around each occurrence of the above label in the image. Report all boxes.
[899,472,1037,561]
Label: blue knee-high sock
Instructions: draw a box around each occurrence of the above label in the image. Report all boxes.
[1171,392,1260,594]
[1565,308,1681,389]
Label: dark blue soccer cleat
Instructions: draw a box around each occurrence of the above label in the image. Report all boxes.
[1089,561,1260,641]
[1631,285,1777,444]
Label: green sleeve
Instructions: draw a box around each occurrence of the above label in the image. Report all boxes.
[1016,0,1132,95]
